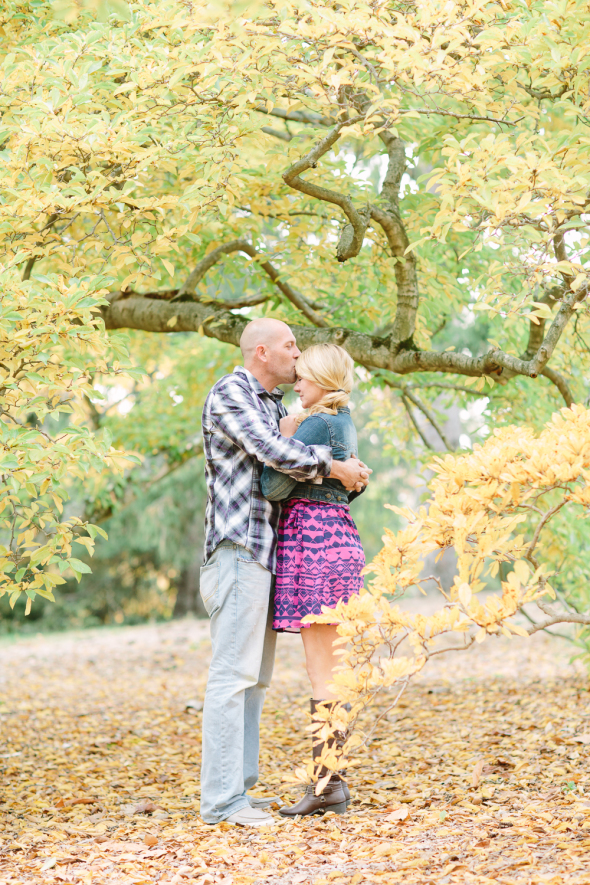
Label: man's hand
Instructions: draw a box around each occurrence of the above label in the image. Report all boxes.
[279,414,299,437]
[329,458,372,491]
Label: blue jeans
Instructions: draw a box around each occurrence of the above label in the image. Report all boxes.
[199,541,277,824]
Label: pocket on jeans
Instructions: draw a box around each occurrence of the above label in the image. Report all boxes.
[236,558,270,611]
[200,560,220,617]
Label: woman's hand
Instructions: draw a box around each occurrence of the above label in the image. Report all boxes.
[279,414,299,437]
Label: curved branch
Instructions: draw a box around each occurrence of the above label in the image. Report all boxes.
[526,287,588,377]
[401,394,435,450]
[541,366,574,406]
[485,282,587,382]
[173,239,328,327]
[282,116,369,263]
[174,240,249,298]
[383,375,456,450]
[520,606,577,643]
[526,601,590,634]
[261,126,292,142]
[282,119,420,344]
[255,100,519,129]
[370,132,418,345]
[526,501,568,562]
[409,381,482,396]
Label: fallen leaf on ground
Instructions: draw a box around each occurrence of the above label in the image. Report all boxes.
[2,618,590,885]
[471,759,485,788]
[133,799,159,814]
[387,807,410,822]
[40,859,57,871]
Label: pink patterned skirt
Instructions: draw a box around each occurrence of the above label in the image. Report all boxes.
[273,498,365,633]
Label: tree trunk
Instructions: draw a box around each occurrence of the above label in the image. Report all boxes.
[172,511,207,618]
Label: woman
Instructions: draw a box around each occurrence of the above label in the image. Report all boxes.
[261,343,365,817]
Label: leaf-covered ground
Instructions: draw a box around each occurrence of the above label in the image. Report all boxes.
[1,611,590,885]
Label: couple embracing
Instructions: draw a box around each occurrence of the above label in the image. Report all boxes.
[199,318,370,827]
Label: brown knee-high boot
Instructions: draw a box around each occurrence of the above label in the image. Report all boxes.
[279,699,350,818]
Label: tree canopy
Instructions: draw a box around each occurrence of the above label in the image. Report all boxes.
[3,0,590,404]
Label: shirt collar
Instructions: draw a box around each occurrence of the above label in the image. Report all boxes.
[233,366,285,400]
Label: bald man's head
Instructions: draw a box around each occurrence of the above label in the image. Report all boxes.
[239,318,300,390]
[239,318,292,361]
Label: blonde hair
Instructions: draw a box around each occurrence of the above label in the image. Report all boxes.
[294,344,354,426]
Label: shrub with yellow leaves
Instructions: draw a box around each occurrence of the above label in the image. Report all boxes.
[0,273,137,614]
[307,404,590,775]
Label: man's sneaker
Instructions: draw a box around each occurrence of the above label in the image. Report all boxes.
[247,795,281,809]
[225,806,274,827]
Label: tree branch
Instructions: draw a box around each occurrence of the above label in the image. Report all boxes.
[408,381,482,396]
[401,394,435,450]
[102,295,574,383]
[172,239,328,327]
[282,116,369,263]
[486,280,587,382]
[541,366,574,407]
[109,286,268,311]
[254,104,334,127]
[261,125,292,142]
[520,606,577,643]
[370,131,419,345]
[21,213,59,280]
[256,100,520,129]
[526,502,568,562]
[525,287,561,356]
[384,376,456,450]
[526,601,590,634]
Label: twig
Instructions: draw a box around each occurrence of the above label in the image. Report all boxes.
[401,394,435,450]
[384,376,455,450]
[359,679,410,748]
[408,381,482,396]
[520,607,577,643]
[426,633,477,657]
[526,502,567,561]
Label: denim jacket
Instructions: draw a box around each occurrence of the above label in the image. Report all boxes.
[260,407,362,506]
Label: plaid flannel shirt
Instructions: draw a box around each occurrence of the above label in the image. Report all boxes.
[202,366,332,572]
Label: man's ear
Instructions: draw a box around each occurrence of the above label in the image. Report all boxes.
[255,344,268,363]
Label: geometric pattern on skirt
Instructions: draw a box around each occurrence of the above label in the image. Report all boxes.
[273,497,365,633]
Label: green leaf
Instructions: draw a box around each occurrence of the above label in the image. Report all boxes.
[67,558,92,574]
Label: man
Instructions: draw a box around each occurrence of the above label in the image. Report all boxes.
[199,318,370,827]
